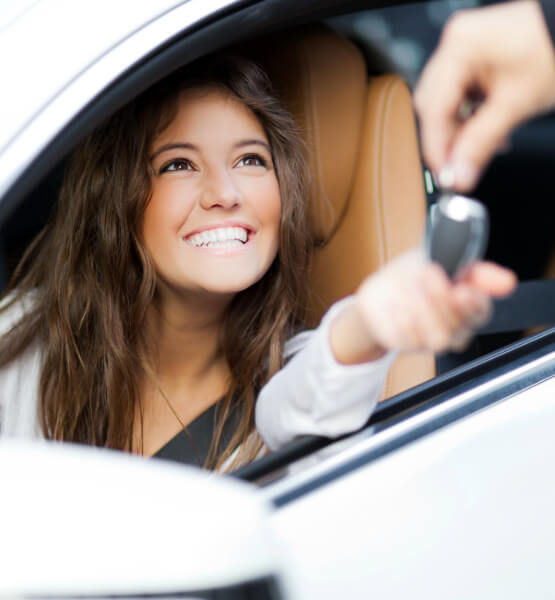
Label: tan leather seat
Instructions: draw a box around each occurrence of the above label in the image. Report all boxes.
[245,25,436,398]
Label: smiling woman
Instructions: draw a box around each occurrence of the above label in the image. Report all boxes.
[0,56,313,469]
[0,53,515,472]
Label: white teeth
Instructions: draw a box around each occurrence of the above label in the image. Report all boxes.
[186,226,249,247]
[205,239,243,248]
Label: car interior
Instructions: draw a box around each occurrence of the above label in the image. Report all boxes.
[240,24,436,399]
[1,0,554,479]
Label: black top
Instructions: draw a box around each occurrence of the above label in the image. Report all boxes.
[151,402,239,467]
[539,0,555,48]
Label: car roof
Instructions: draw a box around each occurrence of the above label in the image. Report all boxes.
[0,0,190,154]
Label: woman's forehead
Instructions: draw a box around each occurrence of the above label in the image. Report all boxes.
[153,87,267,147]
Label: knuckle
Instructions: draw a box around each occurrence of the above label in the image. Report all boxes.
[444,10,472,41]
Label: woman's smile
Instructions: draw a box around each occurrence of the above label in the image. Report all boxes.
[183,222,255,253]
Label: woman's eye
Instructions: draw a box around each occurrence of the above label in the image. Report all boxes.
[236,154,267,168]
[159,159,194,174]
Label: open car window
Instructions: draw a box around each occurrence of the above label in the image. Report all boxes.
[0,0,554,475]
[2,2,555,598]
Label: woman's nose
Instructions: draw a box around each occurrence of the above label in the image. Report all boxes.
[199,168,241,210]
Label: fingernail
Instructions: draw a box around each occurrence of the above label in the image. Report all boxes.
[453,162,479,191]
[437,165,455,189]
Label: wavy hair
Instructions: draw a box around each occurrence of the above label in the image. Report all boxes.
[0,56,312,469]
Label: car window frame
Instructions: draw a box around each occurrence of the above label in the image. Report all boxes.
[0,0,256,226]
[234,325,555,505]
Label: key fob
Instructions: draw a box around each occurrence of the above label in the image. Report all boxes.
[427,193,489,279]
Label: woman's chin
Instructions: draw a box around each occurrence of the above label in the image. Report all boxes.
[200,277,260,295]
[155,266,269,302]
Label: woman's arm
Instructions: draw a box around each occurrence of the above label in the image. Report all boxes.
[256,249,516,451]
[255,297,396,451]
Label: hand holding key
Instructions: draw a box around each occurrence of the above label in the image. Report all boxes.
[353,251,516,362]
[329,245,516,366]
[414,0,555,191]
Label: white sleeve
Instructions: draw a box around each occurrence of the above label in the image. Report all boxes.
[0,294,42,438]
[255,296,396,450]
[0,346,42,438]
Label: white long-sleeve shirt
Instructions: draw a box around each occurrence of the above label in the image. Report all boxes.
[256,297,395,449]
[0,297,394,450]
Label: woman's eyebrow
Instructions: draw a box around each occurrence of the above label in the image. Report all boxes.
[150,142,198,161]
[150,139,271,161]
[233,139,271,152]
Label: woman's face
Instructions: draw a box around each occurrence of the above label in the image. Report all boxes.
[144,88,281,303]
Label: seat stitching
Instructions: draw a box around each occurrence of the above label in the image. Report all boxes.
[376,76,402,398]
[372,77,392,266]
[379,76,401,265]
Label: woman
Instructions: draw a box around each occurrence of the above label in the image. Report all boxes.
[0,56,516,470]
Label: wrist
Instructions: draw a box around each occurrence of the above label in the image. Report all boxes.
[329,301,387,365]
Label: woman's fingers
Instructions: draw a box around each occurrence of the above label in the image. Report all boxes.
[415,263,465,351]
[462,261,517,297]
[356,253,516,355]
[415,266,491,353]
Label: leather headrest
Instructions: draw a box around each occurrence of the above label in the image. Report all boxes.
[242,25,368,242]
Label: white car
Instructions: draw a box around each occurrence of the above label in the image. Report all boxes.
[1,0,555,598]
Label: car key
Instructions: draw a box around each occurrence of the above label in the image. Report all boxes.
[425,87,489,279]
[427,169,489,279]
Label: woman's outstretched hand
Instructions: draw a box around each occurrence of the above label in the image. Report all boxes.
[414,0,555,191]
[329,249,517,365]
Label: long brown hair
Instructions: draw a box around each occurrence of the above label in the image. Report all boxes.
[0,56,312,469]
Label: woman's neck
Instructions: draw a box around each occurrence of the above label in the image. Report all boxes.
[135,290,233,457]
[147,289,231,385]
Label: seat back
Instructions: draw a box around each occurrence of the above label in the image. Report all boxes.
[248,25,436,398]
